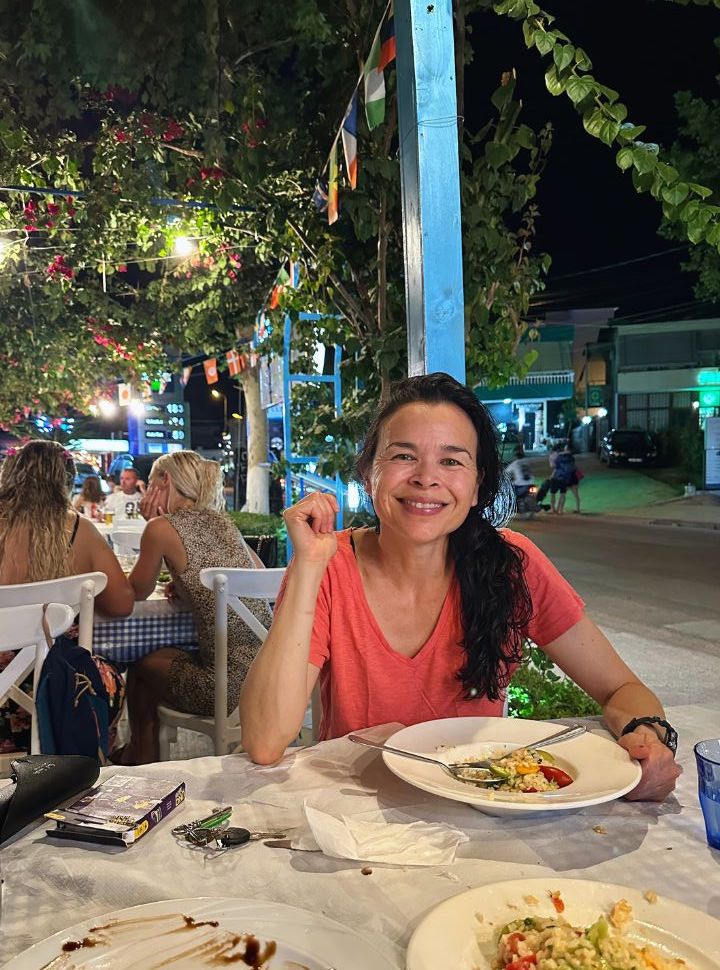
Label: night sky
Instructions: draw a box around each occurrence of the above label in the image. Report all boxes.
[465,1,720,320]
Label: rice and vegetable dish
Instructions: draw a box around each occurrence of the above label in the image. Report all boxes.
[493,900,687,970]
[452,747,574,792]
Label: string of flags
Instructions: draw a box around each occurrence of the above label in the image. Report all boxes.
[313,0,396,224]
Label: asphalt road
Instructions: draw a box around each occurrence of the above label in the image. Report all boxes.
[510,514,720,707]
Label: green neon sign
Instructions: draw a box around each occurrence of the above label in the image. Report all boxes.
[697,368,720,386]
[699,388,720,407]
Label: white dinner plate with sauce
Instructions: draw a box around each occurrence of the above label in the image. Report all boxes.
[382,717,641,816]
[3,897,398,969]
[406,878,720,970]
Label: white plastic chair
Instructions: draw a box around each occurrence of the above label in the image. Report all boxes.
[110,529,142,556]
[0,572,108,651]
[0,603,76,753]
[157,567,285,758]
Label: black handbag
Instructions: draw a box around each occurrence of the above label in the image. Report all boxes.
[0,754,99,845]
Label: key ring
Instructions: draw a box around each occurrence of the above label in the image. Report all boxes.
[171,806,232,837]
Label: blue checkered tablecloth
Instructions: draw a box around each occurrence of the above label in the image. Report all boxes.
[93,599,198,663]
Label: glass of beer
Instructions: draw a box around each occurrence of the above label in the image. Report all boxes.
[104,510,114,526]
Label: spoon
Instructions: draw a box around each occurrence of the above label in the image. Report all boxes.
[348,735,503,786]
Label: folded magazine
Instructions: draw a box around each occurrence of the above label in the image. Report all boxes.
[46,774,185,846]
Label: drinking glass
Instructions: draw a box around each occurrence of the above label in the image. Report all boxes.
[104,510,114,526]
[694,739,720,850]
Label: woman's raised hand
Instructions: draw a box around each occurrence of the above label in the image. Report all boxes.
[139,481,168,520]
[283,492,339,564]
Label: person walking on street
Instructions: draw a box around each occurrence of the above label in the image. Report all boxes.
[550,442,577,515]
[535,446,558,508]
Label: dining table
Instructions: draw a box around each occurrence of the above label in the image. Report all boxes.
[0,703,717,967]
[93,589,198,664]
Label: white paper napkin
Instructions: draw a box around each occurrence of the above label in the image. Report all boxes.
[293,801,468,865]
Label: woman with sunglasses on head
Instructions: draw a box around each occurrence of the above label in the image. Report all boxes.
[240,373,680,802]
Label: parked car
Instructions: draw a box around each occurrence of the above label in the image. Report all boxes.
[73,462,111,495]
[598,429,658,467]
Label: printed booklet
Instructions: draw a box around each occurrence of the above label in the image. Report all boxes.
[46,774,185,846]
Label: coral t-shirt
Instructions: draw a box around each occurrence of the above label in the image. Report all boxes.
[293,528,584,741]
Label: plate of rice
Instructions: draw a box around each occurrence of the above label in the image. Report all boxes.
[382,718,641,816]
[406,878,720,970]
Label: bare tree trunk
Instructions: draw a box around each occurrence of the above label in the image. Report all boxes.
[239,364,269,514]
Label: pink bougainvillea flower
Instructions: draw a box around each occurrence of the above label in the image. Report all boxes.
[46,203,60,215]
[247,137,258,149]
[117,264,127,272]
[227,270,237,281]
[162,119,184,142]
[255,117,269,129]
[241,121,251,134]
[115,130,129,143]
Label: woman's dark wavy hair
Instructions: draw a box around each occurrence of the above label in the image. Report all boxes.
[355,372,533,701]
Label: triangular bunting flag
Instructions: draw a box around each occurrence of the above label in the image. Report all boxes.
[379,1,396,70]
[203,358,219,384]
[269,266,291,309]
[328,141,339,224]
[364,18,386,130]
[342,92,358,189]
[180,365,192,386]
[312,178,328,212]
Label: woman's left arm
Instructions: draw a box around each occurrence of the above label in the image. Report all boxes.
[541,614,682,801]
[128,519,167,600]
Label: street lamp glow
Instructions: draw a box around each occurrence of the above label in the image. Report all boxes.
[581,415,592,425]
[98,399,117,418]
[597,407,608,418]
[173,235,196,257]
[129,400,146,417]
[692,400,700,410]
[503,398,512,405]
[211,389,222,400]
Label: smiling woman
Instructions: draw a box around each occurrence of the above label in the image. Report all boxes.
[239,374,681,802]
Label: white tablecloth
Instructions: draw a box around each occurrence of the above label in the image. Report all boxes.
[0,704,717,966]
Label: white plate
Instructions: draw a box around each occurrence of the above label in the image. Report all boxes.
[3,897,397,969]
[383,718,641,816]
[406,877,720,970]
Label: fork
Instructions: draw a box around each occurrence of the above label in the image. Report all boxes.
[348,735,503,785]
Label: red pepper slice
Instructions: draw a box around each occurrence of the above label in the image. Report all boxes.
[505,933,525,954]
[506,954,537,970]
[538,765,573,788]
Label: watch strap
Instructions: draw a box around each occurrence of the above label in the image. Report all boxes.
[620,716,678,754]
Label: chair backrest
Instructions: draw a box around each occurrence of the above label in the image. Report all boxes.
[111,530,142,555]
[199,567,284,755]
[0,603,75,651]
[0,603,76,754]
[0,572,108,651]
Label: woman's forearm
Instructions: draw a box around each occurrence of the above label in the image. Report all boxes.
[602,681,666,739]
[240,561,326,763]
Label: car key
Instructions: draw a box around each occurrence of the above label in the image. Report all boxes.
[186,826,287,848]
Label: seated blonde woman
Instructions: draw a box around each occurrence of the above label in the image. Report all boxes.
[0,441,133,616]
[118,450,270,765]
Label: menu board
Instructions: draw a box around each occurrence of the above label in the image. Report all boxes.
[705,416,720,489]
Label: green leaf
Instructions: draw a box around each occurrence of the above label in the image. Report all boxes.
[485,142,512,168]
[662,182,690,206]
[688,182,714,200]
[574,47,592,70]
[553,43,575,73]
[544,65,566,96]
[632,147,658,175]
[582,108,620,145]
[617,123,647,142]
[532,28,554,56]
[565,76,593,104]
[616,146,634,171]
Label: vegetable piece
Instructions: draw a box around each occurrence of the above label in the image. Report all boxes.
[506,955,537,970]
[586,916,609,949]
[538,765,573,788]
[533,750,555,763]
[548,890,565,913]
[489,764,513,779]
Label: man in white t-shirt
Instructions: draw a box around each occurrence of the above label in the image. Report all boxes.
[504,446,534,495]
[104,468,145,518]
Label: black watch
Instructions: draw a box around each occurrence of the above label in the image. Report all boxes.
[620,716,678,754]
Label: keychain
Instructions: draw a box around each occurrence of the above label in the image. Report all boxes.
[186,826,288,849]
[172,807,232,838]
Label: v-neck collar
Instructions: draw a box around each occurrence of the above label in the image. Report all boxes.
[344,531,457,665]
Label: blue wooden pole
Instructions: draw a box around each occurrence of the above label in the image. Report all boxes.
[394,0,466,383]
